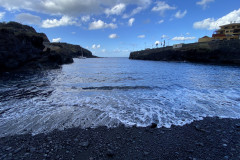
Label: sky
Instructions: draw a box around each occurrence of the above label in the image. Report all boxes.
[0,0,240,57]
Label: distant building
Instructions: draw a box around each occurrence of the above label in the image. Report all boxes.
[198,23,240,42]
[198,36,212,42]
[173,43,183,49]
[213,23,240,40]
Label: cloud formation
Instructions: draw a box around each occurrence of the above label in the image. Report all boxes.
[0,12,5,20]
[42,16,77,28]
[161,35,168,38]
[138,35,145,38]
[92,44,101,49]
[52,38,61,42]
[196,0,215,9]
[193,9,240,30]
[109,34,118,39]
[158,20,164,24]
[172,36,196,41]
[0,0,150,17]
[175,10,187,19]
[122,0,151,18]
[128,18,135,26]
[81,15,90,22]
[15,13,41,25]
[152,1,176,15]
[105,3,126,16]
[89,20,117,30]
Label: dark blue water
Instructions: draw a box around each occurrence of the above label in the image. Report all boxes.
[1,58,240,137]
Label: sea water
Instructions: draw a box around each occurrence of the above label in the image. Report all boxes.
[0,57,240,137]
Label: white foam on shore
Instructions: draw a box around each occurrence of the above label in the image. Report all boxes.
[1,86,240,137]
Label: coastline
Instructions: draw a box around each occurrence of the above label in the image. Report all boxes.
[129,40,240,66]
[1,117,240,160]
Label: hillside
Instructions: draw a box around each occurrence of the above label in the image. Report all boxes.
[0,22,95,72]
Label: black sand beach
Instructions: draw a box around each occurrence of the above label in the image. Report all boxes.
[0,117,240,160]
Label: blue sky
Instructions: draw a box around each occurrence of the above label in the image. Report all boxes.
[0,0,239,57]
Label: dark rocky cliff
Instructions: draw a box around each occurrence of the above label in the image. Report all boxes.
[129,40,240,65]
[0,22,95,72]
[44,42,96,58]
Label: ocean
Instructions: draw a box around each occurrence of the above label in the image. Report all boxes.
[1,57,240,137]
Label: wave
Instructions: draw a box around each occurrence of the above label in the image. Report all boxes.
[82,86,153,90]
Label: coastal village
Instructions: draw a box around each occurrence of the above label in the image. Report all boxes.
[198,23,240,42]
[1,0,240,159]
[129,22,240,65]
[172,22,240,49]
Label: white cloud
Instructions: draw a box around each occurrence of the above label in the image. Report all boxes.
[172,36,196,41]
[161,35,168,39]
[0,0,110,16]
[0,0,151,17]
[81,15,90,22]
[138,35,145,38]
[102,49,106,53]
[193,9,240,30]
[105,3,126,16]
[42,16,77,28]
[122,0,151,18]
[128,18,135,26]
[158,19,164,24]
[0,12,5,20]
[123,7,143,18]
[175,10,187,19]
[89,20,117,30]
[138,34,146,38]
[92,44,101,49]
[15,13,41,25]
[52,38,61,42]
[152,1,176,15]
[109,34,118,39]
[196,0,214,9]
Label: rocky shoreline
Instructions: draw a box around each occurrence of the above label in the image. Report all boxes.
[0,22,96,72]
[0,117,240,160]
[129,40,240,66]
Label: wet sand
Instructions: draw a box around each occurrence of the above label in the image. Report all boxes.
[0,117,240,160]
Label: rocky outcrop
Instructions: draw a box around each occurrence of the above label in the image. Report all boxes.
[0,27,45,71]
[44,42,96,58]
[0,22,95,72]
[0,21,50,43]
[129,40,240,65]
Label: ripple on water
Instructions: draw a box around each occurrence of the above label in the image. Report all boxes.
[1,86,240,137]
[1,58,240,137]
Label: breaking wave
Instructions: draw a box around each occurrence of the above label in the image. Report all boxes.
[1,58,240,137]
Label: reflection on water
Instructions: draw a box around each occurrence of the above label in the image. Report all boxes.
[0,58,240,137]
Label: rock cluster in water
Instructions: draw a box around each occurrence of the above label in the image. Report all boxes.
[129,40,240,65]
[0,22,95,72]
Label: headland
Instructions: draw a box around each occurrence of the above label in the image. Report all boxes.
[0,22,96,72]
[129,40,240,65]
